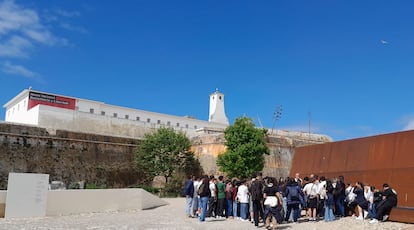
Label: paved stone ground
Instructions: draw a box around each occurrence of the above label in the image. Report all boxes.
[0,198,413,230]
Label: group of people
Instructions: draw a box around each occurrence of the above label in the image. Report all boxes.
[182,173,398,229]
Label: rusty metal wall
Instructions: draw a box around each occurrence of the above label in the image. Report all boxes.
[290,130,414,223]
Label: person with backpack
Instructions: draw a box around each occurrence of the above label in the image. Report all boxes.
[284,177,302,223]
[198,175,211,222]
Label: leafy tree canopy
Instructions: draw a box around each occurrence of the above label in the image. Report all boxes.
[135,128,196,183]
[217,116,269,178]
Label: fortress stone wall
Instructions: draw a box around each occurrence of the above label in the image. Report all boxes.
[0,122,330,188]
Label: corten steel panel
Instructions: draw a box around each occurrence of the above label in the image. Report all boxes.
[368,134,396,171]
[327,141,347,174]
[393,131,414,169]
[344,137,371,173]
[290,130,414,223]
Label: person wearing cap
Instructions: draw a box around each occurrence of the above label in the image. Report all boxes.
[369,183,398,224]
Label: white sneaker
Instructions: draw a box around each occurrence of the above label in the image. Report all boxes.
[356,216,363,220]
[382,215,389,221]
[369,219,379,224]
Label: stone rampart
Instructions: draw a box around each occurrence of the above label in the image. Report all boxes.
[0,122,142,189]
[0,122,330,188]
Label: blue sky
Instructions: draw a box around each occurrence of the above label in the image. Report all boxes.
[1,0,414,141]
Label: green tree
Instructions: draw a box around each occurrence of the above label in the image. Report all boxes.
[217,116,269,178]
[135,127,195,184]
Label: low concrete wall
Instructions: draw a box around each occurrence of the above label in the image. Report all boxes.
[0,188,168,218]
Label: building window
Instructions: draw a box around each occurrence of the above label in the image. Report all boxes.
[147,118,151,123]
[113,113,118,118]
[90,108,94,114]
[176,123,180,127]
[136,116,140,121]
[101,111,105,116]
[185,124,189,128]
[194,125,197,129]
[157,120,161,124]
[167,121,171,126]
[125,115,129,119]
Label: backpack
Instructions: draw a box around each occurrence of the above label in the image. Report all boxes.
[250,181,263,201]
[197,183,205,196]
[289,186,300,201]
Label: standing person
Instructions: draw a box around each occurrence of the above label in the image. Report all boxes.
[206,176,217,218]
[284,177,302,223]
[232,180,239,219]
[303,175,319,221]
[263,177,281,230]
[324,181,335,222]
[183,175,194,218]
[237,179,249,221]
[250,175,264,227]
[198,175,211,222]
[192,177,201,217]
[334,176,346,217]
[225,180,234,219]
[294,173,303,185]
[216,176,226,218]
[370,183,398,224]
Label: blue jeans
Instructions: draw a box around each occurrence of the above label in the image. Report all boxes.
[199,196,209,222]
[185,195,193,216]
[240,203,248,220]
[233,201,238,218]
[324,205,335,221]
[285,203,300,222]
[335,196,345,216]
[368,203,376,219]
[227,198,233,217]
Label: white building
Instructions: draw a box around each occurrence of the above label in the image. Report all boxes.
[3,88,229,138]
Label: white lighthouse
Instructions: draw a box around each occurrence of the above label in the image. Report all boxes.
[209,89,229,125]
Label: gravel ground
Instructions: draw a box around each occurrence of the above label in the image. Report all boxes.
[0,198,413,230]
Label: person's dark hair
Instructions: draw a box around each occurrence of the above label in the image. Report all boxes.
[303,176,309,182]
[218,175,224,181]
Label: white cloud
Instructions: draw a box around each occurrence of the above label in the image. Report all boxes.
[0,35,32,57]
[403,120,414,130]
[1,61,37,78]
[0,0,66,59]
[60,23,88,34]
[0,0,39,35]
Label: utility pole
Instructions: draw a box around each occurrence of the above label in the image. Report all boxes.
[271,105,283,135]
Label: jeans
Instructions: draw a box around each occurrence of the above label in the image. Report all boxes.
[227,198,233,217]
[233,201,238,218]
[199,196,209,222]
[368,203,376,219]
[324,205,335,221]
[240,203,248,220]
[285,203,300,222]
[185,195,193,216]
[335,196,345,216]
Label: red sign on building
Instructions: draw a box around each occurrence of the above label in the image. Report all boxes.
[28,92,76,110]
